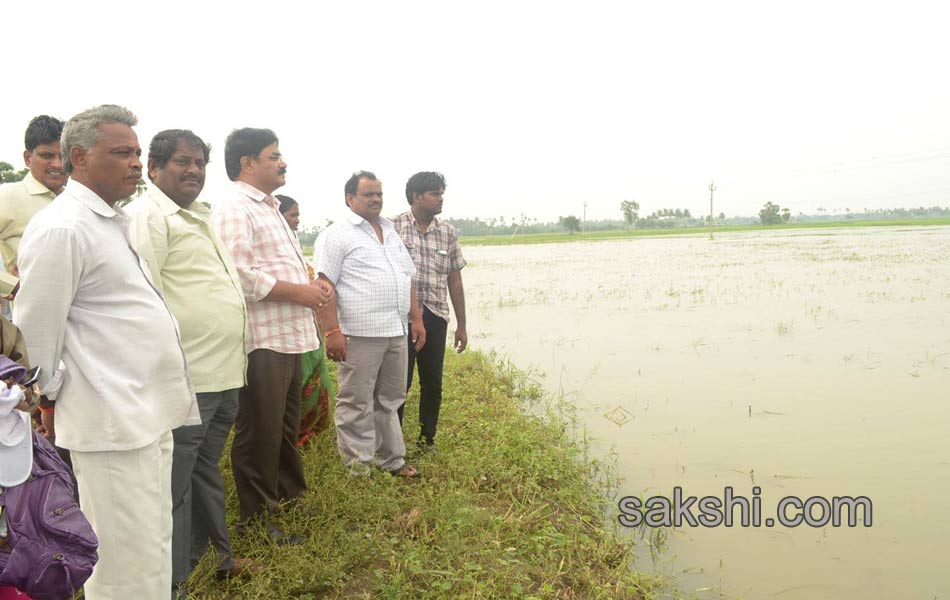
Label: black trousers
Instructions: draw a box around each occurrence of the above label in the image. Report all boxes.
[398,307,448,443]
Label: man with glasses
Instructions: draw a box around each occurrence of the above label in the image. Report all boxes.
[314,171,425,478]
[213,128,331,544]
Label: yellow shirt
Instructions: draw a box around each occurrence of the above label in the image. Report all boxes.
[127,187,248,394]
[0,316,29,368]
[0,171,57,275]
[0,272,16,297]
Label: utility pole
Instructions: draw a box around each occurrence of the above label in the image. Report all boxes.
[708,181,716,240]
[582,200,587,236]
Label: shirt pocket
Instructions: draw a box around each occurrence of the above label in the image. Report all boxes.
[426,245,450,275]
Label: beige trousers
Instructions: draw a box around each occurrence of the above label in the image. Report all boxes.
[334,335,408,472]
[70,430,174,600]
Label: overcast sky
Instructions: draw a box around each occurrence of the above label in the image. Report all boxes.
[2,1,949,226]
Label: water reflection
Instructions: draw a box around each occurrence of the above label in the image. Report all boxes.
[462,226,950,600]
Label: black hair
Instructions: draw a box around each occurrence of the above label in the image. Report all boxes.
[148,130,210,181]
[405,171,446,205]
[224,128,278,181]
[24,115,64,152]
[344,171,378,204]
[275,194,298,214]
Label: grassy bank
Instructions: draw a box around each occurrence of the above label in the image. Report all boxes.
[187,350,664,599]
[460,218,950,246]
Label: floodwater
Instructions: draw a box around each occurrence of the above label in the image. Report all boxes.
[461,226,950,600]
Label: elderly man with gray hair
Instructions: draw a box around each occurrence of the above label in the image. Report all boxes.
[15,105,199,600]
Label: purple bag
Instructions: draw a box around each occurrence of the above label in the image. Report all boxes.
[0,432,98,600]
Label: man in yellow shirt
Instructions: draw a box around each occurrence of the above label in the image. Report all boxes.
[127,129,257,598]
[0,115,66,319]
[0,115,67,281]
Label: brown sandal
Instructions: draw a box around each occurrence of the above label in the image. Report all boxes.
[390,463,420,478]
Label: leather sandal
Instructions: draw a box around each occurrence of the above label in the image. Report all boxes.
[390,463,420,478]
[216,557,264,580]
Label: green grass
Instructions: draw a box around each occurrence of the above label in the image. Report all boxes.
[186,350,665,599]
[460,218,950,246]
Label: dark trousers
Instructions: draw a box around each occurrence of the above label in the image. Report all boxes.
[171,389,239,595]
[56,446,78,502]
[231,349,307,523]
[398,307,448,443]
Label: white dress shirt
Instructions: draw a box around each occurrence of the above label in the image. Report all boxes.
[14,180,199,452]
[314,212,416,338]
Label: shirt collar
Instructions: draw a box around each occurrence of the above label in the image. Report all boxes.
[65,179,119,218]
[146,185,189,217]
[22,172,56,197]
[347,210,394,232]
[407,208,439,230]
[234,181,277,208]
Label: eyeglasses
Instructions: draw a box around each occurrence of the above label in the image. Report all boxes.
[258,152,284,163]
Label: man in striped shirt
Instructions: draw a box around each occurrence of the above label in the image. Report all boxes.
[212,128,331,543]
[314,171,425,478]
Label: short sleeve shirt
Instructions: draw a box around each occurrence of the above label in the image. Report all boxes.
[314,212,415,338]
[391,211,466,322]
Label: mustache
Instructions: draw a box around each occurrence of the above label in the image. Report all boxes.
[278,168,287,176]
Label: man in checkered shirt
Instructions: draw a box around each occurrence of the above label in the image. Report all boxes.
[392,172,467,451]
[314,171,425,478]
[212,128,332,543]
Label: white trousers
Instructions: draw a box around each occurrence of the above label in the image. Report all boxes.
[70,430,174,600]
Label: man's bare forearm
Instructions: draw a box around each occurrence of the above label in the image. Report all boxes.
[448,270,466,328]
[264,279,328,310]
[264,280,304,303]
[315,275,340,331]
[410,286,423,323]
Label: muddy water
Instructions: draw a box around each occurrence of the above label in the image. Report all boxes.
[461,226,950,599]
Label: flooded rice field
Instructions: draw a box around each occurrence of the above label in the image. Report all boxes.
[462,226,950,599]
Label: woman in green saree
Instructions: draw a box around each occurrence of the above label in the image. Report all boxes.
[277,195,335,447]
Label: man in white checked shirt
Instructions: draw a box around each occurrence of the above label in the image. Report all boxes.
[212,128,331,543]
[315,171,425,478]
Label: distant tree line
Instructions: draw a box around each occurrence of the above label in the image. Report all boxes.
[759,201,791,225]
[444,202,950,237]
[4,155,946,236]
[793,206,950,222]
[558,215,580,234]
[443,216,635,236]
[0,161,29,183]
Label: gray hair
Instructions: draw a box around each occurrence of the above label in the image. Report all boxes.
[61,104,138,174]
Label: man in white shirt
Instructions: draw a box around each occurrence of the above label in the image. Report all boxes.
[315,171,425,478]
[15,105,200,600]
[127,129,258,597]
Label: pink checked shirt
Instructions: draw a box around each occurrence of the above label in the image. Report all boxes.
[212,182,319,354]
